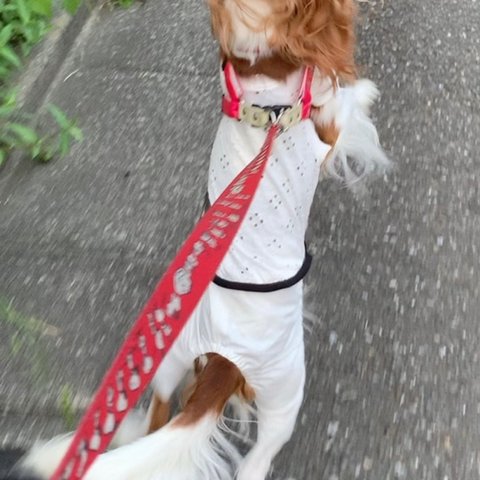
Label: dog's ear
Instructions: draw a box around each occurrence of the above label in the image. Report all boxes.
[207,0,233,56]
[269,0,357,82]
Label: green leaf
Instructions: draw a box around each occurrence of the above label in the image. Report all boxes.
[0,64,12,77]
[0,149,6,167]
[27,0,53,17]
[10,333,23,355]
[0,46,21,67]
[16,0,31,24]
[31,141,42,159]
[20,42,32,57]
[0,134,17,148]
[48,104,70,129]
[38,144,54,162]
[58,131,71,156]
[0,103,16,116]
[0,25,13,47]
[68,125,83,141]
[1,5,16,13]
[63,0,82,15]
[2,89,18,106]
[8,123,39,145]
[59,384,76,429]
[117,0,134,7]
[21,19,48,44]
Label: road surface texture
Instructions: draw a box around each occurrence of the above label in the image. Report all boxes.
[0,0,479,478]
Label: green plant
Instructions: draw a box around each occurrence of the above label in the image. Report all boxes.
[111,0,135,8]
[60,384,76,429]
[0,296,58,383]
[0,297,78,426]
[0,0,51,66]
[0,0,82,168]
[0,92,83,165]
[0,296,58,341]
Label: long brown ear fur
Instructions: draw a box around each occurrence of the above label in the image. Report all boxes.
[269,0,357,83]
[208,0,234,59]
[208,0,357,83]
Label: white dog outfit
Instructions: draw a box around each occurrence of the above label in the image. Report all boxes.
[150,64,387,480]
[152,65,332,412]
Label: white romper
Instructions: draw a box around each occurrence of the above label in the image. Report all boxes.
[153,66,332,412]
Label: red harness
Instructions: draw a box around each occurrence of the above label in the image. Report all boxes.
[222,61,314,125]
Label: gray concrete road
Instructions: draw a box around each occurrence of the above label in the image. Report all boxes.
[1,0,479,478]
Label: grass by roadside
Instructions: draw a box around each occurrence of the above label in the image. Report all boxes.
[0,296,58,383]
[0,0,83,168]
[0,296,79,428]
[1,0,139,430]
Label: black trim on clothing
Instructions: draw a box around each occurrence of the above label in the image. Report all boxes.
[203,193,312,292]
[213,250,312,292]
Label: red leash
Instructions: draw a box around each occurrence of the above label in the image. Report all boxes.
[50,124,280,480]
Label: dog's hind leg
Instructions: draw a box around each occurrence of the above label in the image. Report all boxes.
[146,392,171,433]
[236,348,306,480]
[147,346,191,433]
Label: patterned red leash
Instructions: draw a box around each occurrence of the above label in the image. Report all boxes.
[50,124,280,480]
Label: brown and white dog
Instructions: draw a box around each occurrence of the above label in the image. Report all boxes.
[18,1,388,479]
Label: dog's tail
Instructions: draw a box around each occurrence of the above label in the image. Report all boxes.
[17,354,254,480]
[16,407,151,479]
[311,79,391,190]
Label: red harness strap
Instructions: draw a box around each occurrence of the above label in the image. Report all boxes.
[222,62,243,119]
[299,66,314,120]
[222,61,314,121]
[50,125,280,480]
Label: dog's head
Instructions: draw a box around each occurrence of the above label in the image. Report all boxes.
[208,0,357,82]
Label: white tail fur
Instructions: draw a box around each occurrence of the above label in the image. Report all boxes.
[17,409,149,479]
[18,353,254,480]
[18,433,73,479]
[312,79,391,188]
[18,413,244,480]
[84,415,241,480]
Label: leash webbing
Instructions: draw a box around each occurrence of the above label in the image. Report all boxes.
[50,124,280,480]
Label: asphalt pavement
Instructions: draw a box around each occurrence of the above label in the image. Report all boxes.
[0,0,479,478]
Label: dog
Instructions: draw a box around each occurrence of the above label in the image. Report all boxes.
[16,1,389,479]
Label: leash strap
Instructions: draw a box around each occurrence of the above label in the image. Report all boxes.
[50,124,280,480]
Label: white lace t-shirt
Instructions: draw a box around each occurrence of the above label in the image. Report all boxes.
[208,68,331,286]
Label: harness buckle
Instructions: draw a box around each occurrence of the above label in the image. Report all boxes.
[271,102,302,132]
[238,102,303,132]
